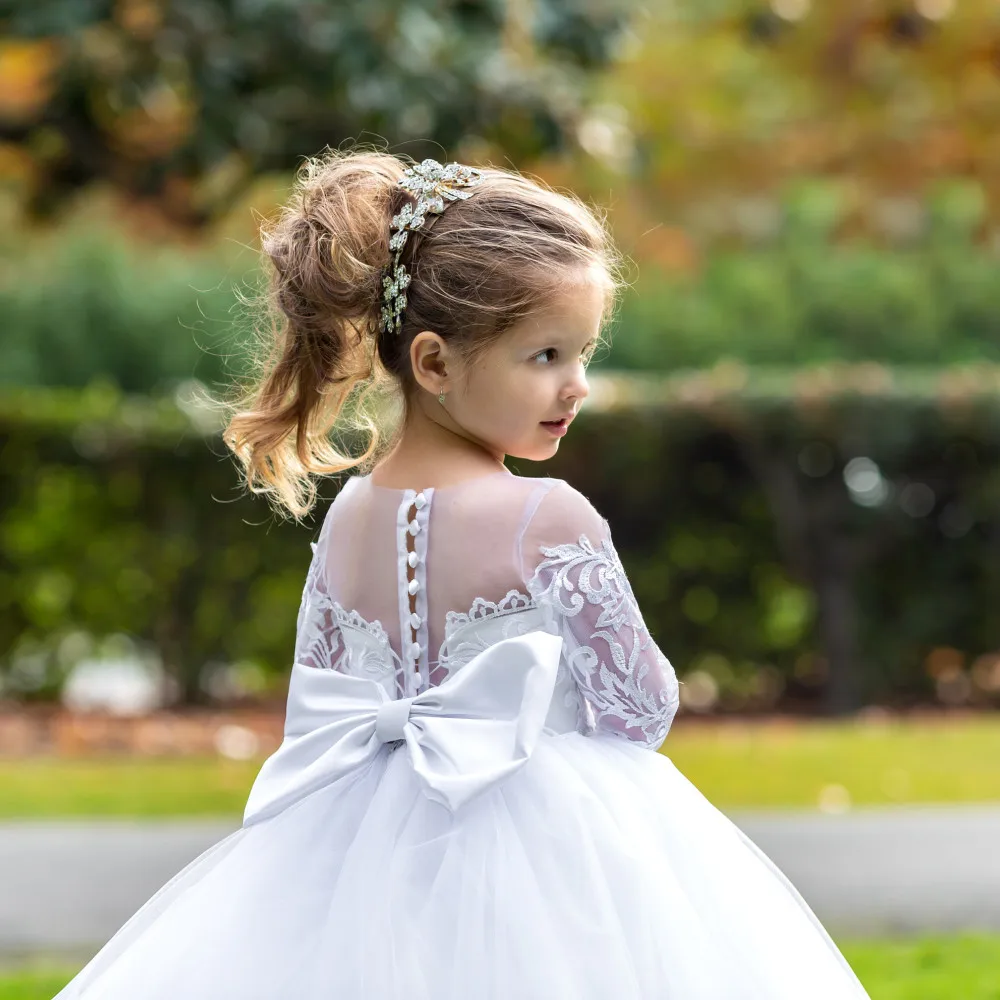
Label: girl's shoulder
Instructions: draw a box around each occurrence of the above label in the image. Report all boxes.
[501,473,602,514]
[517,475,606,536]
[328,470,598,528]
[335,469,573,498]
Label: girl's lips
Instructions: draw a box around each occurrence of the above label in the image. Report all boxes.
[541,418,569,437]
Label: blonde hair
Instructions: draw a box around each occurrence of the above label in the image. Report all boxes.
[224,144,625,520]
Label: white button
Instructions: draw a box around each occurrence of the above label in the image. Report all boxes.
[414,493,427,509]
[407,518,420,536]
[407,551,419,568]
[407,578,420,595]
[409,611,421,630]
[409,641,421,659]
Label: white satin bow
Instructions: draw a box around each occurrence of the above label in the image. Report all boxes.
[243,630,564,824]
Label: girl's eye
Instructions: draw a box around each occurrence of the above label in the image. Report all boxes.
[533,346,595,365]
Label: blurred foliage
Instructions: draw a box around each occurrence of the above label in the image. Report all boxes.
[0,382,308,704]
[6,0,1000,239]
[8,204,1000,394]
[2,373,1000,714]
[4,0,1000,247]
[0,0,634,224]
[607,181,1000,368]
[530,2,1000,235]
[0,206,250,394]
[3,0,1000,720]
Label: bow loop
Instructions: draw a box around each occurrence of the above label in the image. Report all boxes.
[243,630,563,825]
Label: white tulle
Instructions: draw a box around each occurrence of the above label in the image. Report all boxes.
[54,473,871,998]
[56,733,868,999]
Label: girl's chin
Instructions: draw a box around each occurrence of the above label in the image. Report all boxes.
[504,439,560,462]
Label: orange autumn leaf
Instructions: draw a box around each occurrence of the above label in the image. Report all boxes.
[0,38,62,122]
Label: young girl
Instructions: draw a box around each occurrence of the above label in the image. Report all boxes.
[55,151,871,999]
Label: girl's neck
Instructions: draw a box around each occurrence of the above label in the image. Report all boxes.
[374,398,506,487]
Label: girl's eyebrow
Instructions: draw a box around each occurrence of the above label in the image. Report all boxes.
[528,331,599,347]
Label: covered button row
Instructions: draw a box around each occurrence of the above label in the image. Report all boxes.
[407,493,428,536]
[407,492,427,664]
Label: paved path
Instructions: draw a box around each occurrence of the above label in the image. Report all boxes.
[2,805,999,956]
[734,805,1000,935]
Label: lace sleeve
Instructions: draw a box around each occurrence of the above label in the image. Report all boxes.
[520,483,679,750]
[293,510,345,672]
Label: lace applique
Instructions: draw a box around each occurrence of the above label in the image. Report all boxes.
[436,590,541,683]
[526,531,679,749]
[294,545,395,681]
[443,589,535,631]
[330,603,392,649]
[293,551,344,672]
[296,552,542,691]
[330,601,399,682]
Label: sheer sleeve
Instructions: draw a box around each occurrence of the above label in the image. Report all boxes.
[293,507,345,672]
[518,481,679,750]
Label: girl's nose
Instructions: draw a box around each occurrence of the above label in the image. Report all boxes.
[565,371,589,403]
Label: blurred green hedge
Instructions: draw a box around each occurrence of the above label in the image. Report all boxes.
[609,238,1000,371]
[5,220,1000,394]
[0,222,249,394]
[2,371,999,715]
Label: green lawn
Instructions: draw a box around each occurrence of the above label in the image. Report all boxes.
[0,967,70,1000]
[1,717,998,818]
[665,715,1000,810]
[839,934,1000,999]
[0,757,257,818]
[3,934,999,998]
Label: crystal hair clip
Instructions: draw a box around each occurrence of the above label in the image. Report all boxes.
[379,158,483,337]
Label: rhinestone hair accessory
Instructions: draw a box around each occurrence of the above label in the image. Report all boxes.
[379,158,483,336]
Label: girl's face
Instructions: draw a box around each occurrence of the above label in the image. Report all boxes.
[449,271,606,463]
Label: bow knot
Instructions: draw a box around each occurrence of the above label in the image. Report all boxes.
[243,630,563,824]
[376,696,414,743]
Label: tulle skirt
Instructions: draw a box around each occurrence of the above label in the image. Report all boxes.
[55,732,870,999]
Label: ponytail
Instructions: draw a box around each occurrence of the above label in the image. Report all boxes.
[224,149,404,519]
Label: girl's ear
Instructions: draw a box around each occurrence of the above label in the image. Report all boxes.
[410,330,455,393]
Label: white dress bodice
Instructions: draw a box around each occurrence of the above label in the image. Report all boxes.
[293,470,679,749]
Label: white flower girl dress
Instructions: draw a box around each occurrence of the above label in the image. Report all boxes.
[56,470,870,999]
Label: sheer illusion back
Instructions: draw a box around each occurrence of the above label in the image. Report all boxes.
[296,469,680,749]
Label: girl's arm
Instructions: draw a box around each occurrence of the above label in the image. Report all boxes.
[519,482,679,750]
[293,512,346,672]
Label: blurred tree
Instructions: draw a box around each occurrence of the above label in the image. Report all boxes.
[522,1,1000,259]
[0,0,633,225]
